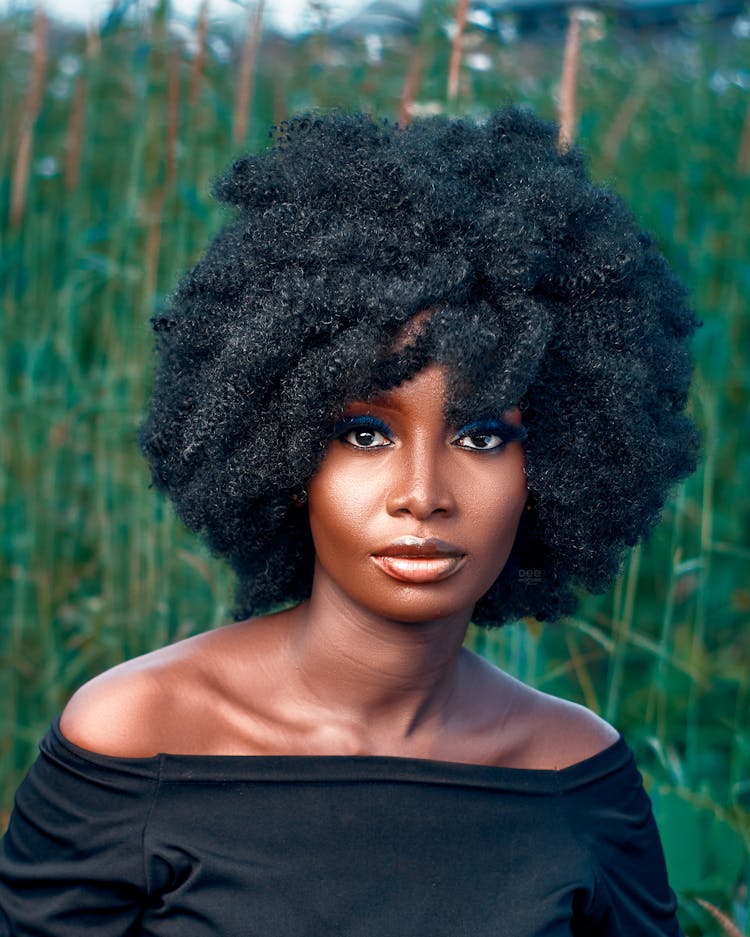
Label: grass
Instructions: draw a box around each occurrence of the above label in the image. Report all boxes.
[0,2,748,932]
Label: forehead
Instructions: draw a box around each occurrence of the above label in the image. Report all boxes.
[349,362,448,411]
[344,363,523,424]
[332,300,542,426]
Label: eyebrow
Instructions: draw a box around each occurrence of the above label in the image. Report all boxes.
[338,403,524,429]
[340,397,403,416]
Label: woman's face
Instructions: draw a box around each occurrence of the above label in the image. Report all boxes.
[305,363,528,624]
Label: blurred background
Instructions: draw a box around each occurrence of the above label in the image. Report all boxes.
[1,0,749,932]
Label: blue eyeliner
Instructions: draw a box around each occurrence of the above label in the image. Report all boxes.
[455,419,528,444]
[332,414,393,439]
[330,415,526,447]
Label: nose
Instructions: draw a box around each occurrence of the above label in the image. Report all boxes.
[385,446,456,520]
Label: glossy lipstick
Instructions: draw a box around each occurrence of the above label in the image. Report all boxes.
[371,537,466,584]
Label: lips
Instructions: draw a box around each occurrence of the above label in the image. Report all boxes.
[371,537,467,584]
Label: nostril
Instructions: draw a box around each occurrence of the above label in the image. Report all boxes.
[389,497,453,520]
[385,463,456,519]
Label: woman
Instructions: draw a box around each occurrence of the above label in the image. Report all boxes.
[0,108,698,935]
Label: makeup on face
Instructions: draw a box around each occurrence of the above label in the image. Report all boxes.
[332,414,528,454]
[305,363,529,625]
[370,536,468,585]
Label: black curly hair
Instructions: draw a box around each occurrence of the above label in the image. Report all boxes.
[140,107,700,626]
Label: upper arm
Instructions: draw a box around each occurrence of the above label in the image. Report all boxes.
[1,704,158,933]
[568,757,683,935]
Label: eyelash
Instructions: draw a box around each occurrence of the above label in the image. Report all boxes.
[454,420,528,451]
[332,416,527,451]
[333,415,393,449]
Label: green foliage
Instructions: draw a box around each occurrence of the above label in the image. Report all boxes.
[0,3,748,932]
[654,789,746,894]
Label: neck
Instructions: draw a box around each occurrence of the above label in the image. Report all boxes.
[286,572,472,746]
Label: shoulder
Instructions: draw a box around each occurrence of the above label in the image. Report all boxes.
[59,628,227,758]
[517,683,621,770]
[59,608,308,759]
[464,653,620,770]
[58,612,293,758]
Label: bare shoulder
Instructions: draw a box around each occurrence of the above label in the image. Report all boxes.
[465,652,620,770]
[59,626,236,758]
[59,612,292,758]
[519,682,620,770]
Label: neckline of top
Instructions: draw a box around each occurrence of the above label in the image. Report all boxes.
[48,716,631,792]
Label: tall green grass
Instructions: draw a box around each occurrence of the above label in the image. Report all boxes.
[1,3,748,933]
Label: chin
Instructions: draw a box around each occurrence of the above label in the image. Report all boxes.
[356,585,480,626]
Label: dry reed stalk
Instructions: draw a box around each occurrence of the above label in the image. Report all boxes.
[144,187,167,305]
[602,87,645,168]
[190,0,209,107]
[166,49,180,188]
[695,898,743,937]
[143,51,177,298]
[10,7,48,228]
[232,0,265,147]
[447,0,469,102]
[24,7,47,119]
[737,99,750,173]
[10,127,34,228]
[64,28,100,196]
[558,7,583,152]
[86,19,101,58]
[398,48,424,127]
[272,76,287,125]
[564,631,600,712]
[64,77,88,193]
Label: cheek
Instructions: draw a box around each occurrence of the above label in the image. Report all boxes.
[468,453,527,574]
[493,462,527,535]
[305,443,528,614]
[306,458,374,556]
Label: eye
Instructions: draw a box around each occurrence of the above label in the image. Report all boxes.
[333,415,393,450]
[455,432,505,451]
[343,427,391,449]
[452,419,527,452]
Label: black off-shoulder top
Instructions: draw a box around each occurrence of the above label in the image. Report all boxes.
[0,718,682,936]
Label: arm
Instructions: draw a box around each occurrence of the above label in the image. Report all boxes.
[562,749,683,937]
[0,720,158,936]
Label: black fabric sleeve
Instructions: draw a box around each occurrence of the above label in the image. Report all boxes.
[560,751,682,937]
[0,723,160,936]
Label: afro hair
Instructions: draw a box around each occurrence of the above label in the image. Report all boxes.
[140,107,700,626]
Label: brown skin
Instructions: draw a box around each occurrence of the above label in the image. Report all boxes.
[61,365,618,767]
